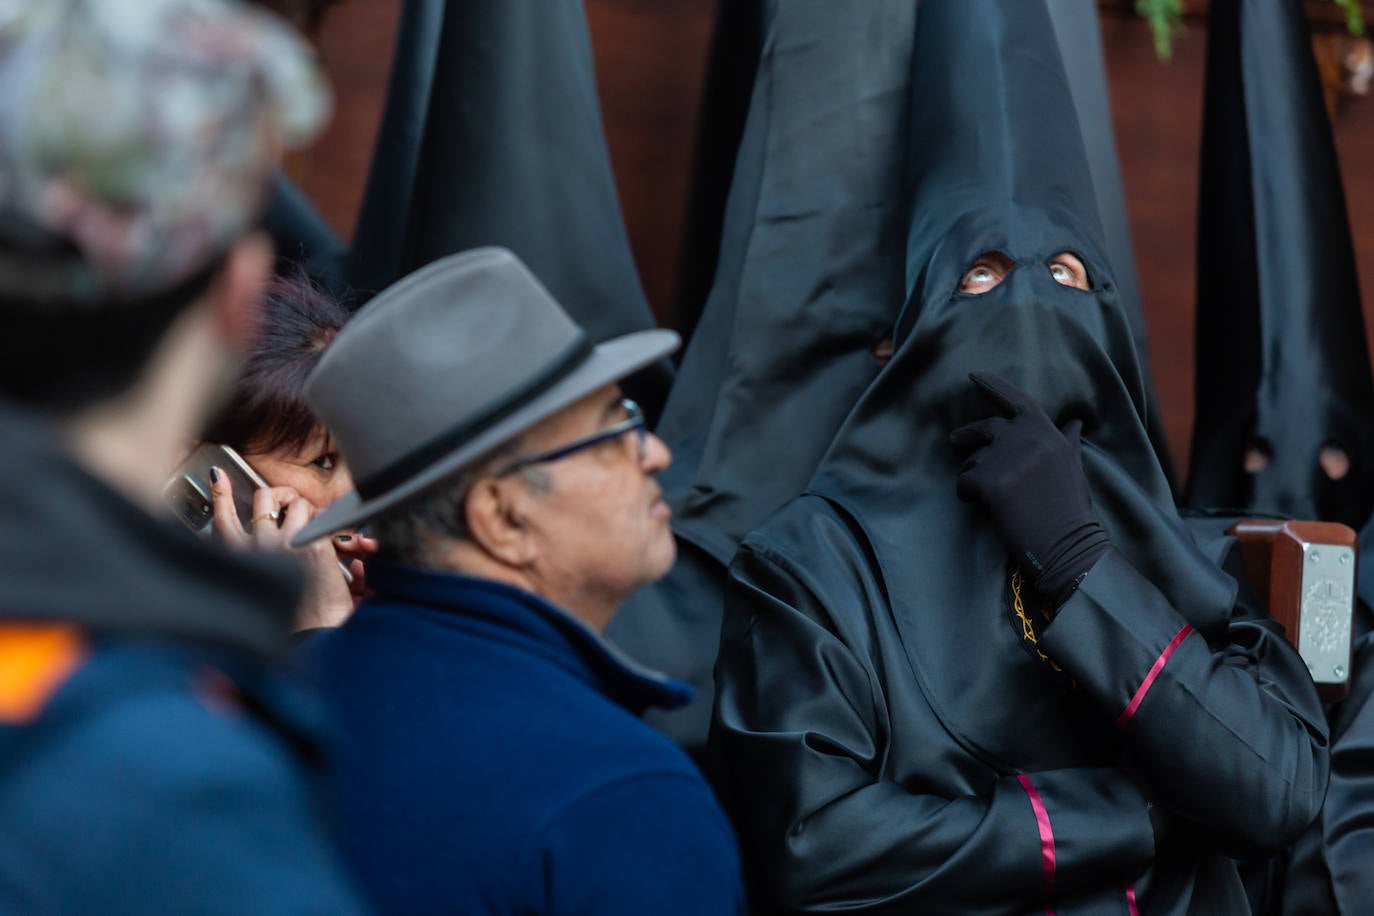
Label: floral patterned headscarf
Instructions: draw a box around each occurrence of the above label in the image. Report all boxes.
[0,0,330,302]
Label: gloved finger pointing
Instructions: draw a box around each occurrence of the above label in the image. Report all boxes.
[968,371,1030,417]
[950,417,1005,453]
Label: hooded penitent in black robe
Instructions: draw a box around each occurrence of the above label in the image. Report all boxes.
[344,0,671,418]
[607,0,916,753]
[1185,0,1374,528]
[613,0,1180,756]
[708,2,1328,913]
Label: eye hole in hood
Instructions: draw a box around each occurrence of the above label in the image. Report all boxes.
[957,250,1092,296]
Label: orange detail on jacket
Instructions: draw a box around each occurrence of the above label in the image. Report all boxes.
[0,625,86,723]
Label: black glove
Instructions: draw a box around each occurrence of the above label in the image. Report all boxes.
[951,372,1111,608]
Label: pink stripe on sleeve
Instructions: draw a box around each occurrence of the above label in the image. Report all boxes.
[1017,774,1056,905]
[1116,624,1194,727]
[1125,882,1141,915]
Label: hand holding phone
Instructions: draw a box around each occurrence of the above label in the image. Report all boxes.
[164,443,268,534]
[209,471,359,629]
[165,441,357,592]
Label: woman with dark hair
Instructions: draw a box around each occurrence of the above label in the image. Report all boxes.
[203,269,377,628]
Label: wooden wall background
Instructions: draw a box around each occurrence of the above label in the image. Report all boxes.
[293,1,1374,471]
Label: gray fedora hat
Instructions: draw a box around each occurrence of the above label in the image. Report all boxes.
[292,247,679,545]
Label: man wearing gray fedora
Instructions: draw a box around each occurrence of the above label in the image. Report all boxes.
[294,247,744,915]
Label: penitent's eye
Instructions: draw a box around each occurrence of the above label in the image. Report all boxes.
[311,452,337,471]
[1048,252,1091,290]
[958,252,1014,295]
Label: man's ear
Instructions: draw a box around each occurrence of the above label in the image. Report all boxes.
[466,478,536,567]
[211,232,274,349]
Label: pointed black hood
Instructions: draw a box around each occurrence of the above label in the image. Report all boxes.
[346,0,671,418]
[803,0,1234,772]
[898,1,1110,306]
[1186,0,1374,528]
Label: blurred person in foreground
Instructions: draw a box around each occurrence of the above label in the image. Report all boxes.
[292,248,744,915]
[201,270,378,630]
[0,1,368,913]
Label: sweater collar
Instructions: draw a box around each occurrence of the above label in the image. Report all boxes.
[366,562,692,715]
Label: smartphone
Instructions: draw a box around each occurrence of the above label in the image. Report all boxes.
[164,443,268,534]
[163,442,355,584]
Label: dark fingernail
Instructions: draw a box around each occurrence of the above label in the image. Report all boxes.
[210,466,221,484]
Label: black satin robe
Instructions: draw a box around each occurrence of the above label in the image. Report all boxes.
[709,2,1328,912]
[715,510,1327,914]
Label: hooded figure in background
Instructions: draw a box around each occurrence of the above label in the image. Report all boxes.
[672,0,766,345]
[1187,4,1374,912]
[1186,0,1374,529]
[263,172,349,291]
[709,1,1328,912]
[342,0,671,417]
[606,0,916,753]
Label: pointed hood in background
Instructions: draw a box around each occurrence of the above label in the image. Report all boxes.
[1186,0,1374,528]
[346,0,672,418]
[672,0,767,346]
[263,171,349,290]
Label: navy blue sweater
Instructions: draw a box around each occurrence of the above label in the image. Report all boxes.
[301,564,743,915]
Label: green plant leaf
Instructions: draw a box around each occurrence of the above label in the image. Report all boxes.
[1333,0,1366,37]
[1136,0,1185,60]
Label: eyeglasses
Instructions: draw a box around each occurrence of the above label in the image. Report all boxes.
[494,399,647,477]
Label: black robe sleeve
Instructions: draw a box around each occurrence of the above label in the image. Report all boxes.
[711,538,1156,915]
[1036,548,1330,856]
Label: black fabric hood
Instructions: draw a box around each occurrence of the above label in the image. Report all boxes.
[346,0,671,419]
[0,402,301,660]
[804,0,1235,771]
[654,0,915,565]
[1186,0,1374,527]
